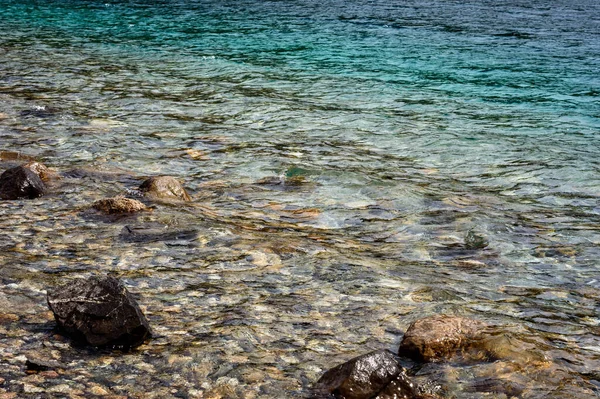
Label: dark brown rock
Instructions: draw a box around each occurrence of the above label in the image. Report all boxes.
[0,165,46,199]
[92,197,147,214]
[139,176,191,201]
[47,275,151,350]
[313,350,420,399]
[398,315,487,362]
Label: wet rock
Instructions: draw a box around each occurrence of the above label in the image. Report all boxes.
[398,315,487,362]
[92,197,147,214]
[23,161,56,182]
[139,176,191,201]
[464,230,488,250]
[47,275,151,350]
[0,165,46,200]
[313,350,420,399]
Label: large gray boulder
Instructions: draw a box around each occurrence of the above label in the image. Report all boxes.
[0,165,46,199]
[47,275,151,350]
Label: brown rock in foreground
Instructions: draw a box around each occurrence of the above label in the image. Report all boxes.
[47,275,151,350]
[0,165,46,200]
[398,315,487,362]
[139,176,191,201]
[93,197,147,214]
[313,350,425,399]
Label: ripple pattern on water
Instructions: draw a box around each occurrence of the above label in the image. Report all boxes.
[1,0,600,397]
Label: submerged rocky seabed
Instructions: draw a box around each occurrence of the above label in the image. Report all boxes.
[0,102,599,398]
[1,0,600,396]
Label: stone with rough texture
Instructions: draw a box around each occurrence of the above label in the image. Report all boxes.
[313,350,420,399]
[398,315,487,362]
[92,197,147,214]
[47,275,150,349]
[0,165,46,199]
[23,161,55,181]
[139,176,191,201]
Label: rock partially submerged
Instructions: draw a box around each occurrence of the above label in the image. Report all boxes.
[313,350,425,399]
[398,315,487,362]
[0,165,46,199]
[139,176,191,201]
[23,161,57,181]
[92,197,147,214]
[47,275,151,350]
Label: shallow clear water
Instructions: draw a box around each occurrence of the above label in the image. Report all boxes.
[0,0,599,397]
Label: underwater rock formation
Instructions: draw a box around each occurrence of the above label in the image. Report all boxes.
[464,229,489,250]
[398,315,487,362]
[92,196,147,214]
[139,176,191,201]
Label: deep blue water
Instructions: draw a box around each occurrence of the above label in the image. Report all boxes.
[1,0,600,397]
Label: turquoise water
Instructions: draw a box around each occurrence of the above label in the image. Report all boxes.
[1,0,600,397]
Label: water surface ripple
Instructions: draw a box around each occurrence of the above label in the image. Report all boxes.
[0,0,599,397]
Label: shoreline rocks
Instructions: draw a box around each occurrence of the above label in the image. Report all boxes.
[47,275,151,350]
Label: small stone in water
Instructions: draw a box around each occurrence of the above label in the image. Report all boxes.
[92,197,147,214]
[47,275,151,350]
[0,165,46,200]
[139,176,191,201]
[464,229,489,250]
[398,315,488,362]
[313,350,419,399]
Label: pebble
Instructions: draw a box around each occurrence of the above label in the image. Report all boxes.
[48,384,72,394]
[41,371,60,378]
[89,385,110,395]
[23,384,45,393]
[0,314,18,323]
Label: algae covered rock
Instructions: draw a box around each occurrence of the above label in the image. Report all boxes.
[399,315,487,362]
[464,229,489,250]
[0,165,46,199]
[139,176,191,201]
[47,275,151,350]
